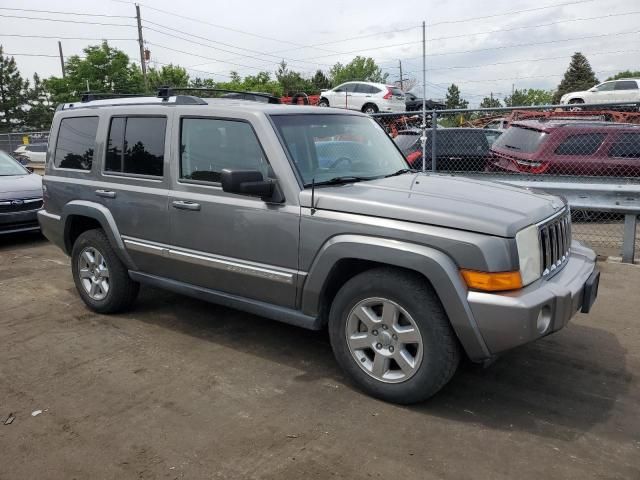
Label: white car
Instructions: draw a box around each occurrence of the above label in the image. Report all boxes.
[559,78,640,105]
[318,81,405,114]
[13,143,47,163]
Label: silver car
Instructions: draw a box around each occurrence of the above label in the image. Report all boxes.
[38,92,599,404]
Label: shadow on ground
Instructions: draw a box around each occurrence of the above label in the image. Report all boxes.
[128,285,630,442]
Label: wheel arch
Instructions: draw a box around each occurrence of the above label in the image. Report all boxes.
[301,235,490,361]
[62,201,136,269]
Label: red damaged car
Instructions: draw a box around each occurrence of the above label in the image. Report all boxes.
[489,120,640,177]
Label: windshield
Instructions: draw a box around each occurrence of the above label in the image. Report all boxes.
[271,114,409,186]
[0,151,28,176]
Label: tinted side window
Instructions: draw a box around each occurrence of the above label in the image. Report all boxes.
[28,144,47,152]
[180,118,268,183]
[54,116,99,170]
[609,133,640,158]
[105,117,166,176]
[596,82,615,92]
[554,133,606,156]
[615,81,639,90]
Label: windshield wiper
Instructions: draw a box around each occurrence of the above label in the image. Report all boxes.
[384,168,416,178]
[307,176,372,187]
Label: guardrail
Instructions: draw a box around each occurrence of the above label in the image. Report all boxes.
[463,174,639,263]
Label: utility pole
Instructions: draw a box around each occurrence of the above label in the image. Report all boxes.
[136,4,148,88]
[58,41,65,77]
[399,60,404,91]
[421,20,426,173]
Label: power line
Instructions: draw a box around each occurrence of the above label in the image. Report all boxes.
[0,7,132,18]
[402,49,640,74]
[142,22,332,69]
[0,13,135,27]
[428,0,597,27]
[0,33,137,41]
[430,68,622,85]
[427,10,640,43]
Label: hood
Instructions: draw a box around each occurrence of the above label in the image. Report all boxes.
[0,173,43,198]
[301,173,565,238]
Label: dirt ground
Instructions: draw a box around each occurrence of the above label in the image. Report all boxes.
[1,233,639,480]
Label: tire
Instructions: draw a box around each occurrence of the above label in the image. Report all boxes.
[568,98,584,104]
[71,229,139,314]
[362,103,378,114]
[318,98,329,107]
[328,268,460,404]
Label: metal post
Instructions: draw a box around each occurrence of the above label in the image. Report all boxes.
[421,20,426,173]
[431,110,437,172]
[622,214,637,263]
[136,4,148,88]
[58,41,65,77]
[399,60,403,91]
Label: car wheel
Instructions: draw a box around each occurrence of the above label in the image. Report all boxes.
[362,103,378,114]
[318,98,329,107]
[568,98,584,111]
[71,229,139,314]
[328,268,460,404]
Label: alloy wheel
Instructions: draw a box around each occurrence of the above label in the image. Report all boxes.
[77,246,110,301]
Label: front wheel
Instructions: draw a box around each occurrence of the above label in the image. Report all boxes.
[328,268,460,404]
[318,98,329,107]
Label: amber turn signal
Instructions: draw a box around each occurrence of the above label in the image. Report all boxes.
[461,270,523,292]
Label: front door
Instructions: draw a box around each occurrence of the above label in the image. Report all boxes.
[167,116,300,308]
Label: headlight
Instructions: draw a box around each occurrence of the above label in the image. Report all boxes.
[516,224,541,286]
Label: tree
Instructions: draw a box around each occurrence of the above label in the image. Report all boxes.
[147,64,189,89]
[504,88,554,107]
[44,42,145,104]
[606,70,640,81]
[0,46,30,132]
[311,70,331,91]
[553,52,598,103]
[275,61,313,96]
[479,94,502,109]
[329,56,388,86]
[445,84,468,109]
[25,73,54,131]
[190,77,216,88]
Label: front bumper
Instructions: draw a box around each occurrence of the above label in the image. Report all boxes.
[0,209,40,234]
[467,242,598,355]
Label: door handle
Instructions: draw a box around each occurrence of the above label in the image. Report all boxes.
[172,200,201,211]
[95,189,116,199]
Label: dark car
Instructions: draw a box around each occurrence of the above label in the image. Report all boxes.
[394,128,502,171]
[0,150,43,235]
[489,120,640,177]
[404,93,446,112]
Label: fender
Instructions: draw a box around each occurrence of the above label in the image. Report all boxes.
[301,235,490,361]
[62,200,136,270]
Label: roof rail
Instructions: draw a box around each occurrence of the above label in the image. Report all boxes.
[159,86,281,104]
[81,92,143,102]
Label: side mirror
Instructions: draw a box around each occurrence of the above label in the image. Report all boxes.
[588,86,597,92]
[26,166,34,173]
[221,169,278,201]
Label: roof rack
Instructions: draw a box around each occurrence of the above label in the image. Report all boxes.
[81,92,142,102]
[158,86,281,104]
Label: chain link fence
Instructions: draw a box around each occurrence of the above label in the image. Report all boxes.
[0,131,50,166]
[372,102,640,259]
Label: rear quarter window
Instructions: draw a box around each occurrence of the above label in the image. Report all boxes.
[609,133,640,158]
[554,133,606,156]
[54,116,99,170]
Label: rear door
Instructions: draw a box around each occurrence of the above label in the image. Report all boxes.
[614,80,640,102]
[606,132,640,177]
[98,114,173,276]
[350,83,369,111]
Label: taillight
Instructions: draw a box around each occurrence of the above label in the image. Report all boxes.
[383,88,393,100]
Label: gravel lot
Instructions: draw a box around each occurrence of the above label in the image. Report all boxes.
[1,234,639,479]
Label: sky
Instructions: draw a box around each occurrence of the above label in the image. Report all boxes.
[1,0,638,106]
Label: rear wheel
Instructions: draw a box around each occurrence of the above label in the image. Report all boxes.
[328,268,460,404]
[71,229,139,313]
[362,103,378,114]
[568,98,584,111]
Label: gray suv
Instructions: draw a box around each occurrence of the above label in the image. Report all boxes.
[38,92,599,403]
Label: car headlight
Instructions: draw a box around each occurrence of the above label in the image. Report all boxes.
[516,224,541,286]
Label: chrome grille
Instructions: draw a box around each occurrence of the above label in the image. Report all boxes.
[539,210,572,277]
[0,198,43,214]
